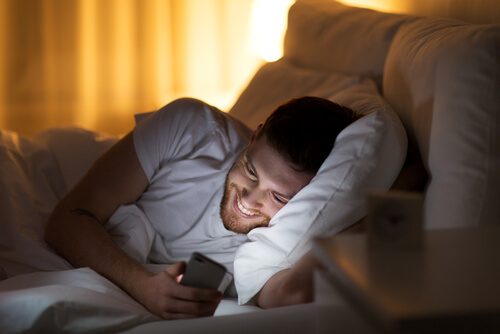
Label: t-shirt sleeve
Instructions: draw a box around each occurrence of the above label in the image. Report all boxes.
[133,98,225,181]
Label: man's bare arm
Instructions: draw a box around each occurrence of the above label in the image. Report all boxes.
[253,252,318,308]
[45,131,222,319]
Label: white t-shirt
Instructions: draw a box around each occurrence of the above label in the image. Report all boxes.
[110,98,251,275]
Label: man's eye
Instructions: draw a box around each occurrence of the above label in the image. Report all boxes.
[245,163,257,179]
[273,194,288,205]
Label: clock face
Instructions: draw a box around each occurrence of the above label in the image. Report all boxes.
[367,191,424,249]
[372,203,411,241]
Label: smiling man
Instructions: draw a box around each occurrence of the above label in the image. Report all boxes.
[45,96,358,320]
[220,132,314,234]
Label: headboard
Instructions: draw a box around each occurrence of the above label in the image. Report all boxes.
[336,0,500,25]
[231,0,500,229]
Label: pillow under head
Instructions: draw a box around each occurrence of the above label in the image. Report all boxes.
[233,74,407,304]
[229,59,362,130]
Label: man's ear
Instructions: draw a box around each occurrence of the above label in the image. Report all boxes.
[250,123,263,143]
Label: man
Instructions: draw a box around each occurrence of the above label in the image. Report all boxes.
[45,96,358,320]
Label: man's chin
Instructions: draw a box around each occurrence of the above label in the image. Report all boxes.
[219,181,269,234]
[220,209,268,234]
[221,213,251,234]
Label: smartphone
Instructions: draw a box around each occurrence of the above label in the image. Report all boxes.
[180,252,228,291]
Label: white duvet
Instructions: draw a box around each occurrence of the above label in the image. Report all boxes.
[0,268,158,333]
[0,127,260,333]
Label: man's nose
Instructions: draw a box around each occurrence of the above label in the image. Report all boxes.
[241,186,264,209]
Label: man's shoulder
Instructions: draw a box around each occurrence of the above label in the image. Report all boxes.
[158,98,222,119]
[154,98,223,131]
[157,98,251,141]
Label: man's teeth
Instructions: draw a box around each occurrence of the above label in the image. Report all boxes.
[237,198,256,216]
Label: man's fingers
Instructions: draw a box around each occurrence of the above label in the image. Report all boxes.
[160,298,221,319]
[169,283,223,302]
[144,262,223,320]
[164,261,186,278]
[162,262,223,302]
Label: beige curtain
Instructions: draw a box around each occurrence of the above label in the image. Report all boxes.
[0,0,261,135]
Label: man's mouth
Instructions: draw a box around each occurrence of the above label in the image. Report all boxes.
[234,195,258,218]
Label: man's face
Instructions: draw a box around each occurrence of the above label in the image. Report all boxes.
[220,134,314,234]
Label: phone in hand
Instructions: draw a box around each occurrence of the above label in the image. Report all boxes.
[180,252,228,291]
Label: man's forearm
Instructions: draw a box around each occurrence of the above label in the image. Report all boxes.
[44,131,155,299]
[46,201,223,320]
[45,201,153,301]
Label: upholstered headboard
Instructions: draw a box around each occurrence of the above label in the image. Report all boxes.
[383,16,500,227]
[231,0,500,229]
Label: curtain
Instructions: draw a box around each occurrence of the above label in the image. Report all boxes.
[0,0,261,135]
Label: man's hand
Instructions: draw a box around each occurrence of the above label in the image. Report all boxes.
[254,252,317,309]
[136,262,223,320]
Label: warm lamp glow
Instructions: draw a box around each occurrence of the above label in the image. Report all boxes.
[336,0,409,13]
[0,0,274,135]
[249,0,293,62]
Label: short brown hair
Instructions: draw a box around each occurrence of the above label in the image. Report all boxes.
[256,96,359,174]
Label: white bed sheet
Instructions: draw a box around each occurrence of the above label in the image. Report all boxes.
[0,268,262,334]
[0,127,262,333]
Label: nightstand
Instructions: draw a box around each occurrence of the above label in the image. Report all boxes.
[313,226,500,333]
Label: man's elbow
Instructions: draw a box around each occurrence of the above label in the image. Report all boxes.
[44,215,61,249]
[256,288,313,309]
[44,203,69,250]
[255,273,313,309]
[275,288,313,307]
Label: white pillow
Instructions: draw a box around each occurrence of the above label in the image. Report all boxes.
[383,18,500,228]
[34,127,119,191]
[0,128,119,280]
[229,59,363,130]
[0,130,73,279]
[234,79,407,304]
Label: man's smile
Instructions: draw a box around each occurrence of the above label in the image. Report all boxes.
[234,194,258,218]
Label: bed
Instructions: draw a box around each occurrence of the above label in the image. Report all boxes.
[1,0,499,333]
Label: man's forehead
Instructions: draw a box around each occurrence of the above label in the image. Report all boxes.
[246,138,314,196]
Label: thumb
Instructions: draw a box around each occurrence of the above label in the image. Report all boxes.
[164,261,187,280]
